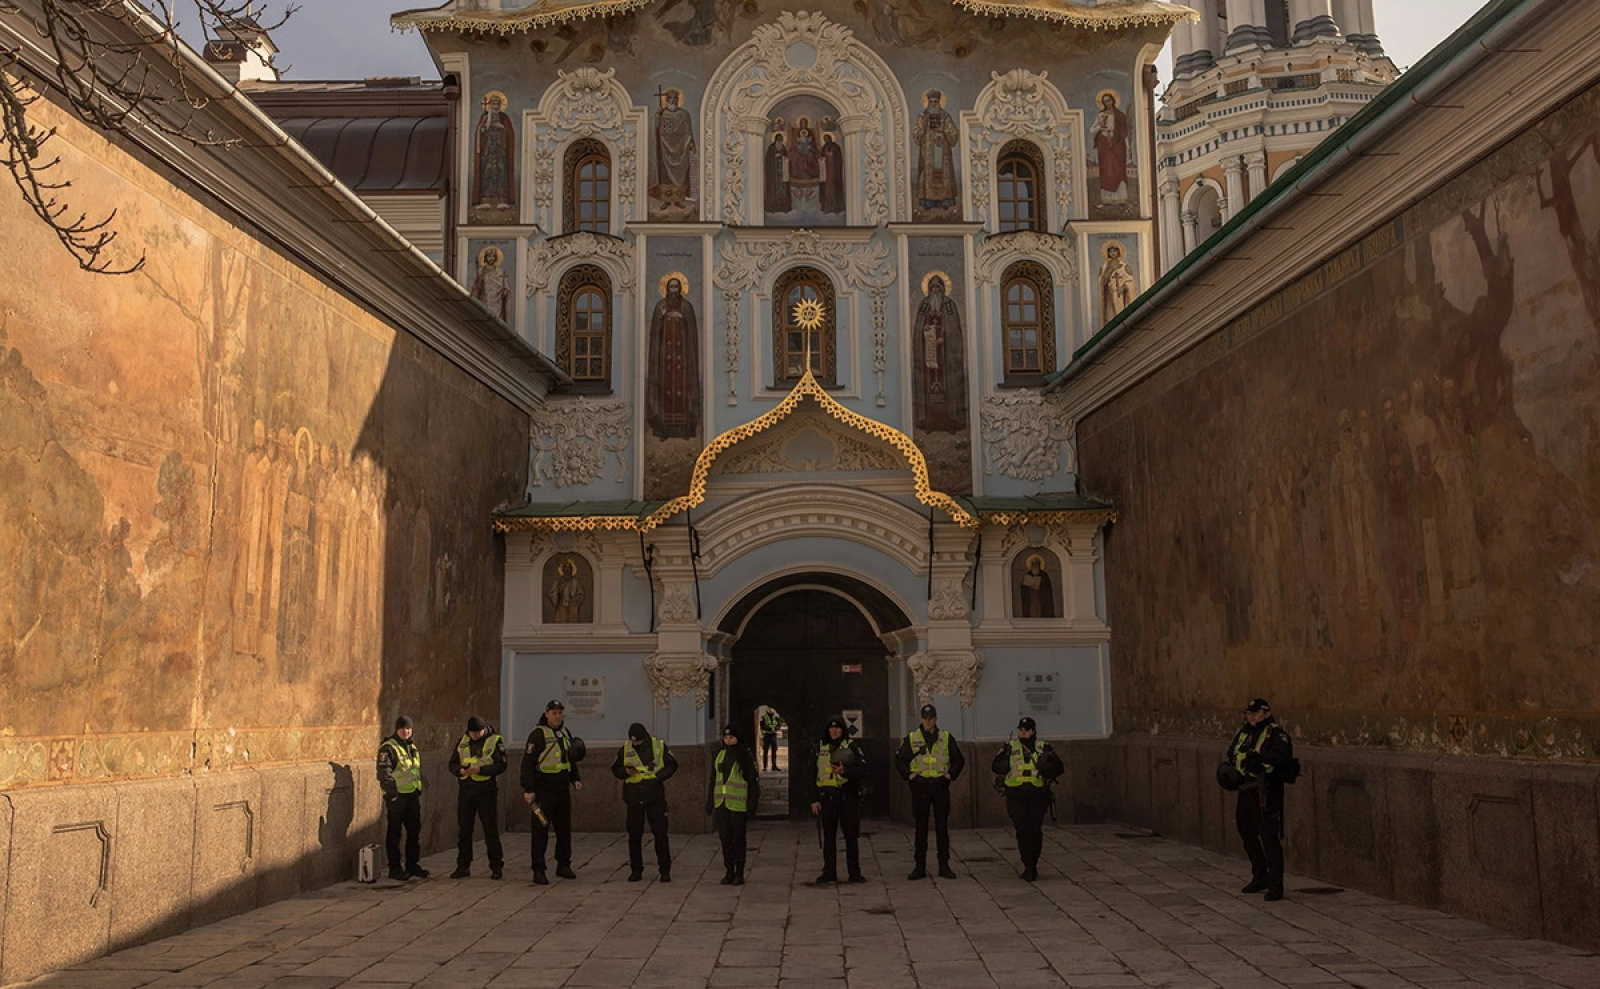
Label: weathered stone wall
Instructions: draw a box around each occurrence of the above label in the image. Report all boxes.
[0,93,527,981]
[1073,83,1600,945]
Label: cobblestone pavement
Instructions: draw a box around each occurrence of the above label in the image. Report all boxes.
[23,823,1600,989]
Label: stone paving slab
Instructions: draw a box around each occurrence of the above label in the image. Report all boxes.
[13,824,1600,989]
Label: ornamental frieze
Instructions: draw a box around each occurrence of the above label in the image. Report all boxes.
[529,400,632,489]
[907,650,986,707]
[979,391,1075,481]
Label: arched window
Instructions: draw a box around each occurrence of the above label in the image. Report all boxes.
[771,267,836,387]
[564,138,611,234]
[1001,260,1056,383]
[556,264,612,391]
[996,141,1047,232]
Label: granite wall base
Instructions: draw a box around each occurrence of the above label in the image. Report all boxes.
[1054,734,1600,951]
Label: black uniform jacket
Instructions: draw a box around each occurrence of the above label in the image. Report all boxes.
[447,727,507,794]
[520,716,583,791]
[705,742,761,815]
[1228,717,1294,791]
[809,735,868,801]
[611,726,678,806]
[894,725,967,782]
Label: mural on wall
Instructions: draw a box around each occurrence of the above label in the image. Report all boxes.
[763,95,847,226]
[645,272,701,440]
[1088,89,1136,218]
[529,11,639,63]
[469,242,515,322]
[1078,85,1600,757]
[1011,549,1062,619]
[652,0,750,47]
[542,553,594,624]
[1096,238,1138,326]
[649,87,698,221]
[912,271,967,432]
[860,0,1102,59]
[470,91,517,222]
[913,88,961,222]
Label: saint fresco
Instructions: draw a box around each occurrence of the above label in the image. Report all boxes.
[645,272,701,439]
[1089,89,1136,217]
[912,271,967,432]
[762,95,846,226]
[913,89,961,222]
[470,91,516,221]
[649,87,698,220]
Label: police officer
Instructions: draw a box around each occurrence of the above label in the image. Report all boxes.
[759,708,782,772]
[809,716,867,884]
[376,715,427,881]
[448,715,507,879]
[612,722,677,882]
[990,716,1063,881]
[522,699,584,885]
[1228,698,1294,901]
[706,723,760,885]
[895,703,965,880]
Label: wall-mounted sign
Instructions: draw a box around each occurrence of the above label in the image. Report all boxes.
[564,675,605,719]
[841,663,862,674]
[841,709,864,738]
[1018,671,1061,715]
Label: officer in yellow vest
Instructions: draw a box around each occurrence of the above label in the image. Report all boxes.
[521,699,585,885]
[611,722,677,882]
[448,715,507,879]
[705,723,760,885]
[1227,698,1294,901]
[895,703,966,880]
[990,716,1063,881]
[759,708,782,772]
[376,715,427,881]
[810,716,867,884]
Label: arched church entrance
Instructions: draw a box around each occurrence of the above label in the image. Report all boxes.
[722,573,909,818]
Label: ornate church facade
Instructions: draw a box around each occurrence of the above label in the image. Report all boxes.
[392,0,1191,755]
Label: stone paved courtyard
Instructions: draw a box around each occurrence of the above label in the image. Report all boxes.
[20,823,1600,989]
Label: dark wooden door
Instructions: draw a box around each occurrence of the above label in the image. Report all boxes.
[730,589,891,817]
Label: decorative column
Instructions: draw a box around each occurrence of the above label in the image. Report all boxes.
[1334,0,1383,54]
[906,524,983,736]
[1061,522,1108,627]
[1289,0,1340,43]
[1160,177,1184,271]
[1222,157,1246,220]
[1171,2,1199,78]
[1191,0,1221,72]
[1224,0,1272,53]
[1181,208,1198,254]
[1245,151,1269,203]
[640,528,714,744]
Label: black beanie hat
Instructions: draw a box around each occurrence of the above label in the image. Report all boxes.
[466,715,487,732]
[394,715,413,730]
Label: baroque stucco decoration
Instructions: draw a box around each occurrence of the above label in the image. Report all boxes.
[715,230,895,405]
[962,69,1083,231]
[703,11,909,227]
[907,650,986,707]
[716,413,904,475]
[526,230,638,295]
[974,229,1079,288]
[525,67,648,231]
[644,651,717,708]
[528,399,633,489]
[979,391,1076,481]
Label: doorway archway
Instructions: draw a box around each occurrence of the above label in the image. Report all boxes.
[722,573,911,818]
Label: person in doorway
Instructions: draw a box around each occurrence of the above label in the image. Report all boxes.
[895,703,965,879]
[706,723,760,884]
[1227,698,1295,901]
[991,716,1063,881]
[810,716,867,884]
[376,714,426,881]
[448,715,507,879]
[613,722,677,882]
[759,708,782,772]
[522,699,585,885]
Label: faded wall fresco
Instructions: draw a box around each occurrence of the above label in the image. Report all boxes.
[0,97,529,788]
[1078,83,1600,759]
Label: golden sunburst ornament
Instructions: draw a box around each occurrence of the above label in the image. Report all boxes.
[791,297,826,330]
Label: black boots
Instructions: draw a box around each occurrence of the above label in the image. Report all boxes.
[556,865,577,880]
[1241,877,1270,894]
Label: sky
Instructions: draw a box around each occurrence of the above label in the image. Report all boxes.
[251,0,1488,83]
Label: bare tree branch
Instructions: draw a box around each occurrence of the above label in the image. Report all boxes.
[0,0,298,274]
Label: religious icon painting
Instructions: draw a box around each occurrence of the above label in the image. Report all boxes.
[1011,548,1061,619]
[763,94,847,226]
[470,91,518,223]
[1088,88,1138,218]
[648,86,699,221]
[467,239,517,324]
[913,88,962,222]
[1090,234,1140,328]
[542,553,594,625]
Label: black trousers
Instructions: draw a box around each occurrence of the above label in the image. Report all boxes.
[761,734,778,769]
[626,801,671,872]
[1005,787,1050,870]
[910,778,952,867]
[713,806,749,870]
[1236,785,1285,887]
[384,791,422,872]
[818,792,862,878]
[456,785,503,870]
[529,783,573,872]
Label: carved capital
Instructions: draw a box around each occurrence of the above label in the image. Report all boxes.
[657,582,698,625]
[906,650,985,708]
[643,652,717,709]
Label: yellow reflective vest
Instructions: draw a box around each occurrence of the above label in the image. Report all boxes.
[713,748,749,812]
